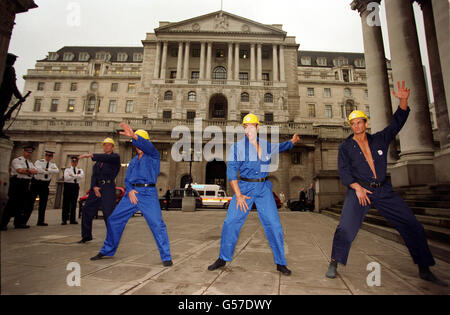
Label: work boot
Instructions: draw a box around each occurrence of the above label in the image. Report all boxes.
[37,222,48,226]
[90,253,105,261]
[78,237,93,244]
[61,222,67,225]
[14,224,30,229]
[277,265,292,276]
[163,260,173,267]
[419,266,448,287]
[325,260,338,279]
[208,258,226,271]
[70,221,78,225]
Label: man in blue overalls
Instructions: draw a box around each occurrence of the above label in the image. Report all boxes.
[77,138,121,243]
[208,114,300,275]
[90,123,172,267]
[325,81,447,287]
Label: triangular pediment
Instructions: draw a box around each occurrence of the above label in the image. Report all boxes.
[155,11,286,36]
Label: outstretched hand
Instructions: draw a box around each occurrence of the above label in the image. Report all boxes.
[392,81,410,110]
[120,122,137,139]
[291,133,300,145]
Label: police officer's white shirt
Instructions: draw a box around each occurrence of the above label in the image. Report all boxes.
[64,167,85,184]
[11,156,37,179]
[34,159,59,181]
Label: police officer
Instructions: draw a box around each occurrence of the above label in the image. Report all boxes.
[1,145,37,230]
[325,81,447,287]
[0,53,26,138]
[77,138,121,243]
[208,114,300,275]
[30,150,59,226]
[90,123,172,267]
[62,156,84,225]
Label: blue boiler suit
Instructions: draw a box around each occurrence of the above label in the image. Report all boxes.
[82,152,121,239]
[99,136,172,262]
[219,136,293,266]
[331,106,435,267]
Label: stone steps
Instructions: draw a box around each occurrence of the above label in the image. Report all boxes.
[321,210,450,263]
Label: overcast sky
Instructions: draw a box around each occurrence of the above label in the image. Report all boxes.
[9,0,432,100]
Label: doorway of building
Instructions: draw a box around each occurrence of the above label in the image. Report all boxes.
[209,93,228,120]
[205,160,227,189]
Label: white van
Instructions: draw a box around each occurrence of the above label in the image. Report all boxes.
[185,184,232,208]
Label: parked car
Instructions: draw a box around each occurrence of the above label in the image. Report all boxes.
[159,188,203,209]
[251,192,282,210]
[78,186,126,218]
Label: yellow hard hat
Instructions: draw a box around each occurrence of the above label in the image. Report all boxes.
[135,129,150,140]
[242,113,260,125]
[102,137,115,146]
[348,110,369,124]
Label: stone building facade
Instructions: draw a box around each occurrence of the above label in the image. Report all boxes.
[7,10,406,204]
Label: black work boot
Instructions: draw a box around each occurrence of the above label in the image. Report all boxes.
[325,260,338,279]
[78,237,93,244]
[208,258,226,271]
[163,260,173,267]
[277,265,292,276]
[90,253,105,261]
[419,266,448,287]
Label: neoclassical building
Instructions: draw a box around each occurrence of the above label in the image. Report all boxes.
[7,6,446,208]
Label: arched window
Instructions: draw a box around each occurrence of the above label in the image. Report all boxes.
[241,92,249,102]
[90,82,98,90]
[87,96,96,112]
[213,66,227,80]
[188,91,196,102]
[164,91,173,101]
[264,93,273,103]
[345,101,355,117]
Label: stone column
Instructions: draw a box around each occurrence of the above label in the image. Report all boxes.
[272,44,279,82]
[385,0,436,186]
[279,45,286,82]
[234,43,240,81]
[160,41,168,80]
[417,0,450,148]
[206,42,213,80]
[250,44,256,81]
[351,0,397,164]
[199,42,206,80]
[176,42,183,80]
[153,41,161,79]
[183,41,190,80]
[257,44,263,81]
[228,43,233,81]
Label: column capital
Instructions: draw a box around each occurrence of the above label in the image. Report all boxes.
[350,0,381,15]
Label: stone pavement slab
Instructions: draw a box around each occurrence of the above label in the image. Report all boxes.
[1,209,449,295]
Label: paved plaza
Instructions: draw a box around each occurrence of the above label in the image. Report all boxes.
[1,209,449,295]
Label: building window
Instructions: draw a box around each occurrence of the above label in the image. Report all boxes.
[170,71,177,79]
[67,99,75,112]
[308,104,316,118]
[239,72,249,81]
[117,53,128,62]
[316,57,327,66]
[69,82,77,92]
[133,53,143,62]
[188,91,196,102]
[215,49,225,58]
[125,100,134,113]
[291,151,302,165]
[108,100,117,113]
[333,57,348,67]
[264,93,273,103]
[63,52,74,61]
[128,83,136,93]
[355,58,365,68]
[241,111,249,121]
[79,52,90,61]
[94,64,101,76]
[262,73,270,81]
[87,96,96,112]
[91,82,98,90]
[50,99,59,112]
[344,88,352,98]
[187,111,196,120]
[324,88,331,98]
[241,92,250,102]
[262,49,270,59]
[170,48,178,58]
[325,105,333,118]
[365,89,369,99]
[239,50,249,59]
[320,72,327,80]
[264,112,274,123]
[343,69,350,82]
[213,66,227,80]
[345,101,355,117]
[37,82,45,91]
[300,56,311,66]
[163,110,172,120]
[54,82,61,91]
[164,91,173,101]
[48,52,58,61]
[33,99,42,112]
[307,88,315,97]
[111,83,118,92]
[191,71,199,80]
[192,48,200,58]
